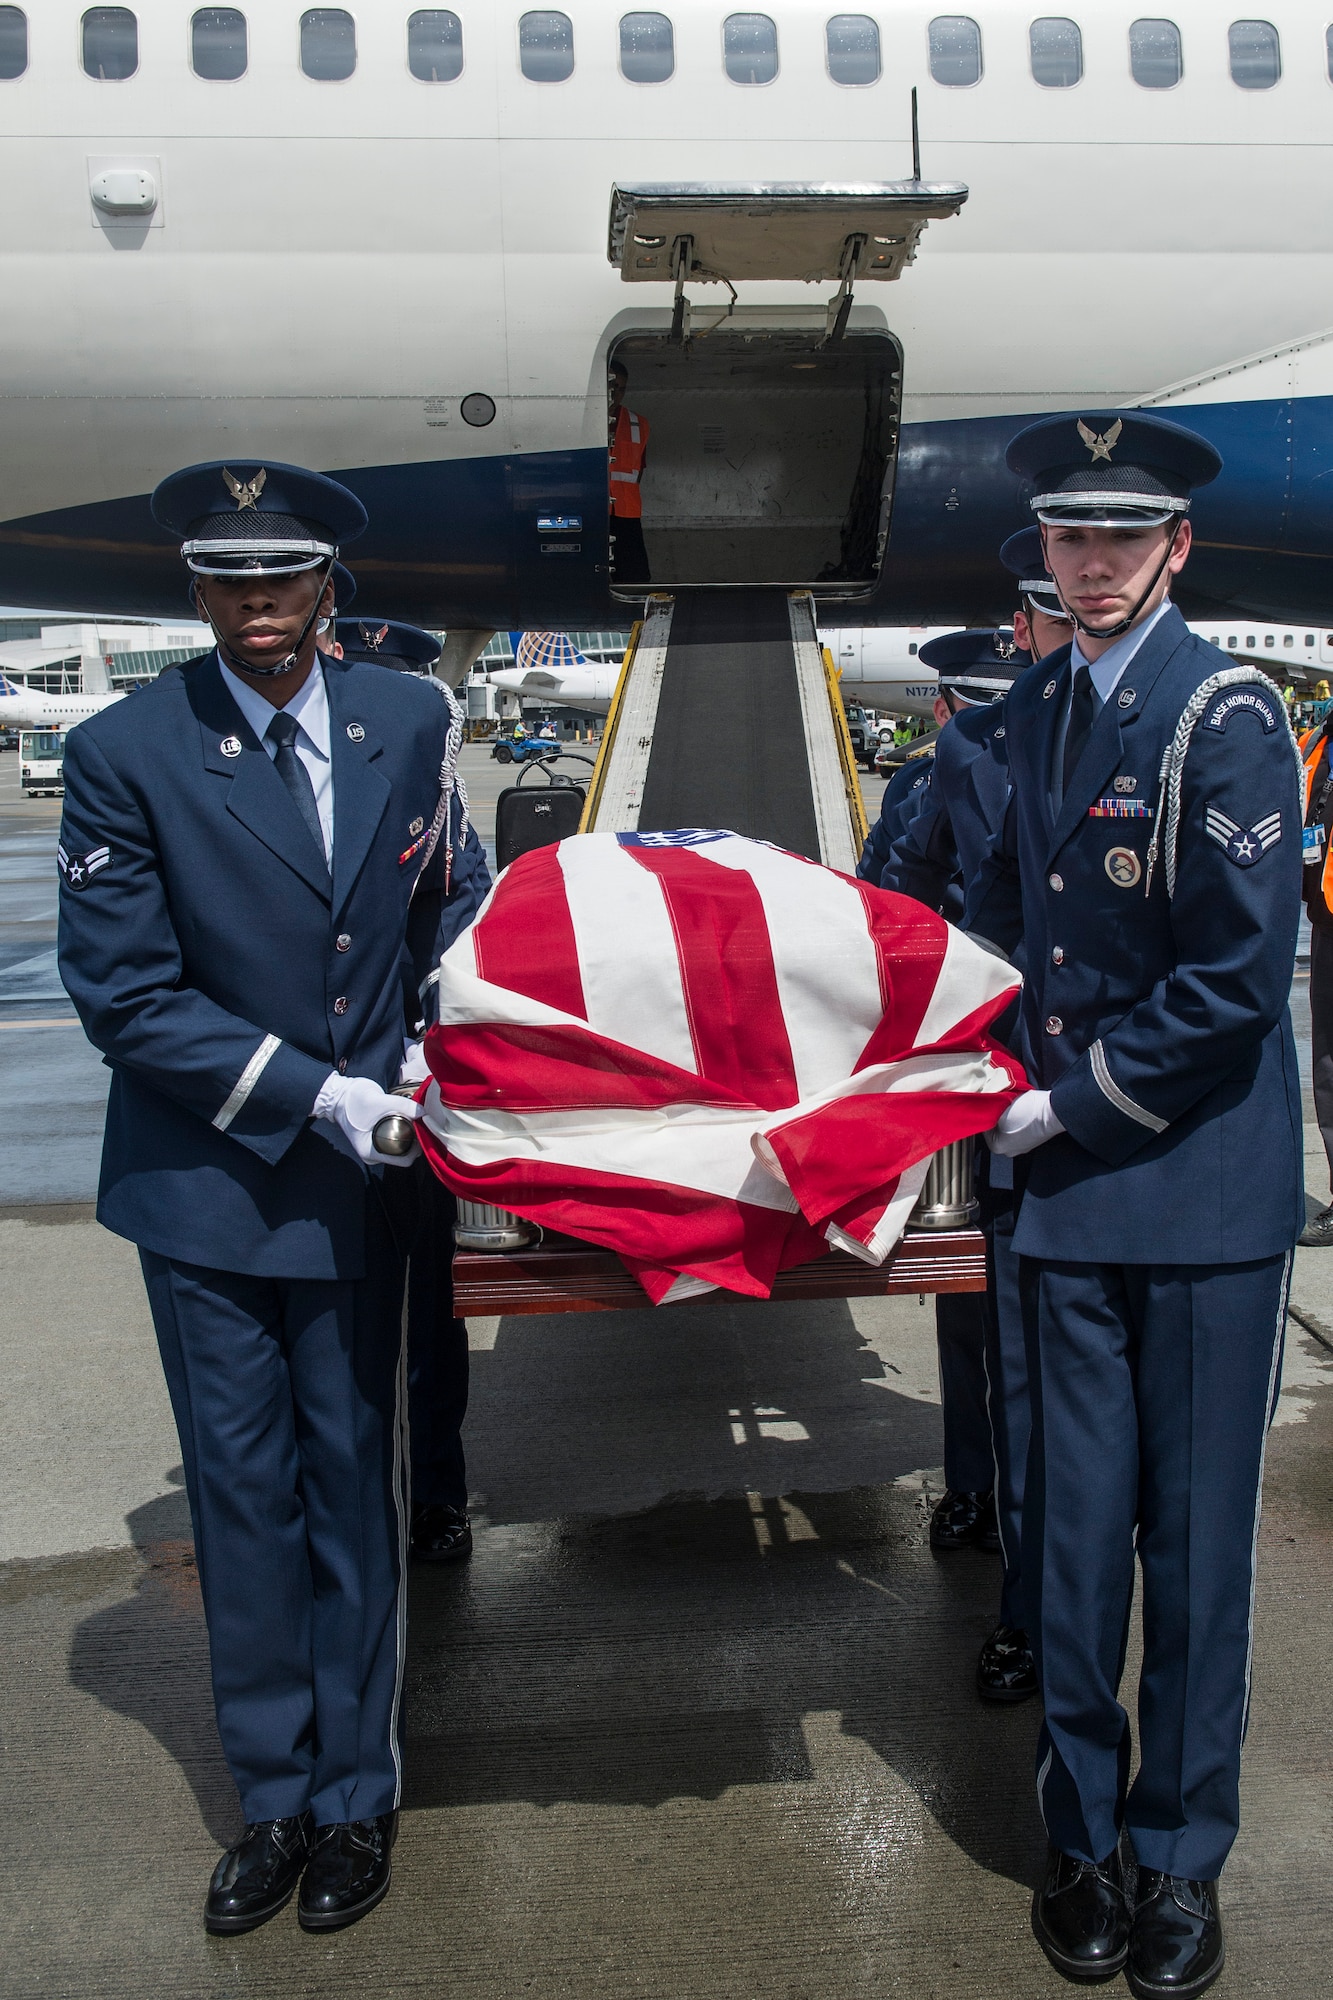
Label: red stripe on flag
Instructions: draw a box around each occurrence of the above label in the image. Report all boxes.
[852,880,948,1058]
[425,1020,753,1112]
[626,847,799,1110]
[471,846,587,1019]
[418,1122,798,1298]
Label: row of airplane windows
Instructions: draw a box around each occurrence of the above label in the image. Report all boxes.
[0,8,1315,91]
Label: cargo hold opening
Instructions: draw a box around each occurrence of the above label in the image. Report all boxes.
[608,326,902,598]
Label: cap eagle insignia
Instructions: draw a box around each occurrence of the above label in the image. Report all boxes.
[360,622,390,651]
[1077,418,1122,464]
[221,466,267,511]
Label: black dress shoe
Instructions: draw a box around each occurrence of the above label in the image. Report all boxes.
[1127,1873,1224,1999]
[929,1488,993,1551]
[411,1502,473,1564]
[1299,1202,1333,1247]
[298,1813,398,1932]
[974,1489,1003,1552]
[1031,1842,1130,1982]
[976,1623,1038,1704]
[205,1812,313,1934]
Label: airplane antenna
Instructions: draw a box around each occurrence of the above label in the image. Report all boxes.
[911,87,922,182]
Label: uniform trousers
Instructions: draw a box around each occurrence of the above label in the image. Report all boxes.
[1019,1252,1290,1880]
[404,1164,470,1513]
[1308,921,1333,1186]
[935,1292,994,1494]
[611,514,651,585]
[140,1194,409,1828]
[981,1189,1029,1629]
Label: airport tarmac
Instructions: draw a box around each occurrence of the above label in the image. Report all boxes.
[1,737,1330,1999]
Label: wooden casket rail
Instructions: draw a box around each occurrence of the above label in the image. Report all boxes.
[452,1228,987,1317]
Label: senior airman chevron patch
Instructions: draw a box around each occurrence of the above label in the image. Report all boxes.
[1204,805,1282,868]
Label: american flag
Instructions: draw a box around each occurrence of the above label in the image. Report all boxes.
[419,831,1025,1304]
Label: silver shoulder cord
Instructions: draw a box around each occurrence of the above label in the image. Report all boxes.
[409,678,470,901]
[1143,665,1304,900]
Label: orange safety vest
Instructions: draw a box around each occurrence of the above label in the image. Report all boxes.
[609,405,648,518]
[1300,722,1333,915]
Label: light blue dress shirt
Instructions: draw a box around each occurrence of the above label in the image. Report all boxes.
[219,654,334,865]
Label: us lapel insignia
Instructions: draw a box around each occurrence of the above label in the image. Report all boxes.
[220,735,242,757]
[1043,679,1057,699]
[409,816,424,837]
[1118,688,1136,709]
[346,722,366,743]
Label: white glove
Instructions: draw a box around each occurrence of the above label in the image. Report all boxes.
[312,1073,421,1168]
[398,1039,430,1086]
[988,1089,1065,1158]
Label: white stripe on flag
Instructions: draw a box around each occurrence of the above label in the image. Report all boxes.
[699,836,885,1096]
[913,924,1019,1049]
[558,837,698,1072]
[422,1087,800,1211]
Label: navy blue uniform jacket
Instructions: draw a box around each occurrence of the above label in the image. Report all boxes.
[57,653,489,1279]
[968,607,1304,1263]
[883,701,1012,921]
[857,751,936,884]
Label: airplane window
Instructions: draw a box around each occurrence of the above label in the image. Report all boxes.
[300,8,356,79]
[724,13,778,84]
[1030,17,1082,87]
[826,14,881,86]
[1246,634,1255,646]
[1264,634,1274,647]
[928,17,982,87]
[1129,18,1181,88]
[0,6,26,79]
[519,10,574,80]
[1283,633,1294,647]
[908,642,918,655]
[1228,20,1279,89]
[1307,634,1316,646]
[620,12,674,82]
[408,11,463,80]
[1228,635,1237,647]
[82,7,138,80]
[191,8,247,80]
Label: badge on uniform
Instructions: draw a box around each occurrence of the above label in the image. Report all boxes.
[1104,846,1142,888]
[57,843,110,890]
[1205,805,1281,868]
[346,723,366,743]
[220,735,243,758]
[1206,689,1277,733]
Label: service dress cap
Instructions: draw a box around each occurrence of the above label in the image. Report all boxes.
[152,460,368,576]
[1005,412,1222,528]
[1000,525,1066,615]
[919,627,1031,701]
[335,618,441,673]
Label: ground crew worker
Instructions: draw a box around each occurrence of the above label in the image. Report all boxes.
[336,614,490,1560]
[609,358,651,585]
[972,413,1303,1996]
[1297,705,1333,1244]
[57,461,486,1937]
[881,626,1038,1707]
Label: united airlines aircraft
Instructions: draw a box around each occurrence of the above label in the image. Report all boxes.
[0,1,1330,640]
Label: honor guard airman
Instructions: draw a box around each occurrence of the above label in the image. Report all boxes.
[57,461,487,1936]
[971,413,1303,1996]
[336,612,486,1563]
[880,625,1039,1707]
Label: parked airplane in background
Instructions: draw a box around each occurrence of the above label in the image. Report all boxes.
[1,2,1332,641]
[0,677,127,731]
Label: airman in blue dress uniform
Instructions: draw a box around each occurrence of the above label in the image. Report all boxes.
[881,627,1039,1706]
[334,613,483,1565]
[856,740,939,886]
[971,414,1303,1997]
[57,462,487,1937]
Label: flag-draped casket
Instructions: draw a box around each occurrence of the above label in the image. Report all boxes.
[418,831,1025,1304]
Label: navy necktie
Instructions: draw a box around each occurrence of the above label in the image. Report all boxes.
[1062,664,1097,795]
[265,709,328,872]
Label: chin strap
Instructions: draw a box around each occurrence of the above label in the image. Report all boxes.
[195,559,334,680]
[1041,520,1181,642]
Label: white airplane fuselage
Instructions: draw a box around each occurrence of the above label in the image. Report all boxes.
[1,2,1332,631]
[0,686,126,730]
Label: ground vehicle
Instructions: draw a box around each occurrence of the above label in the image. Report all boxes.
[874,727,940,777]
[492,734,557,766]
[19,730,64,795]
[844,704,880,773]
